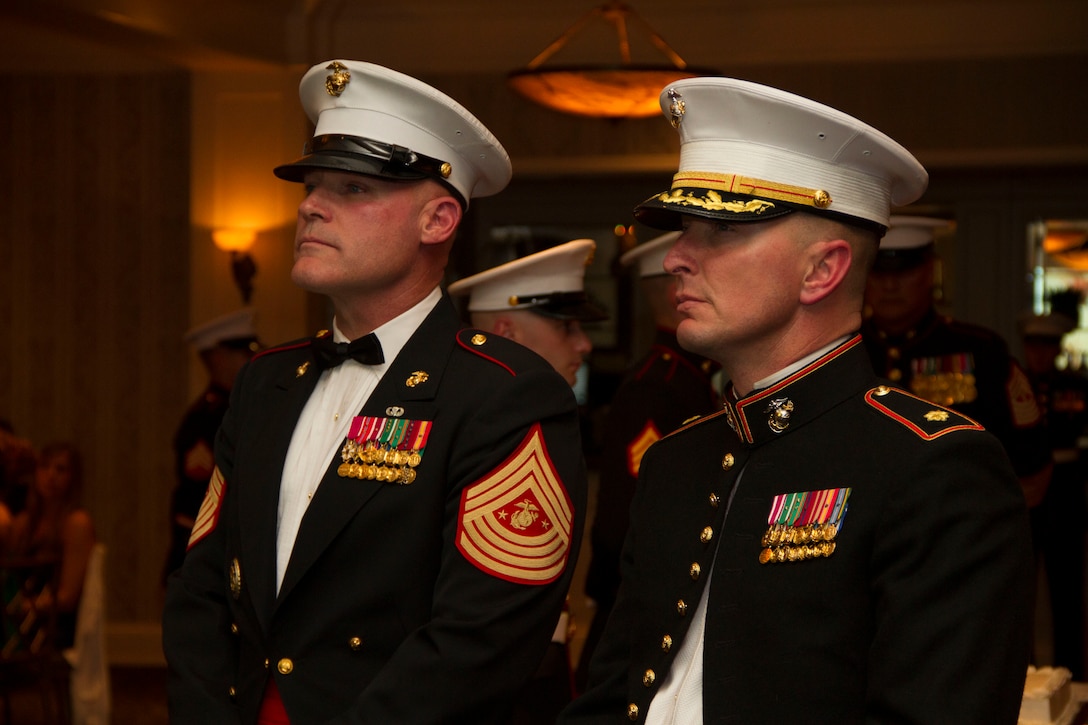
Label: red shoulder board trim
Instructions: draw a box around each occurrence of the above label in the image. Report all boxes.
[457,330,515,376]
[865,386,984,440]
[187,466,226,550]
[626,420,661,477]
[457,424,573,585]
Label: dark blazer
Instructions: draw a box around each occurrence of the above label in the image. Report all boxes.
[563,336,1032,724]
[163,295,588,724]
[577,329,718,685]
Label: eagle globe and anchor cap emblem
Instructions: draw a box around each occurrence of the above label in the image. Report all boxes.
[325,61,351,96]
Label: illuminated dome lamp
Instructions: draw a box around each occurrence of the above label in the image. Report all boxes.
[507,1,718,119]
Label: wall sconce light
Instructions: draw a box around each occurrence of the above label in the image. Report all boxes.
[212,228,258,304]
[507,1,718,118]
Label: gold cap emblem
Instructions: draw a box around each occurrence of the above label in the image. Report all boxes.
[666,88,686,129]
[325,61,351,97]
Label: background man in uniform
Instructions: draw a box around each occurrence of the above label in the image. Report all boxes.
[163,60,588,724]
[449,236,607,724]
[574,231,719,691]
[448,238,605,387]
[862,216,1052,507]
[1020,311,1088,679]
[562,77,1032,724]
[163,308,259,581]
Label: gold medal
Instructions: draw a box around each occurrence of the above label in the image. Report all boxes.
[338,463,351,477]
[229,558,242,600]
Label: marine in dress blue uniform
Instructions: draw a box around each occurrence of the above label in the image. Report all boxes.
[163,60,587,724]
[449,238,609,724]
[1021,312,1088,679]
[861,216,1052,503]
[576,232,719,690]
[560,77,1032,724]
[164,309,259,582]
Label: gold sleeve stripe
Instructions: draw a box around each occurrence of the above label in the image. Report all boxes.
[626,421,661,477]
[187,466,225,550]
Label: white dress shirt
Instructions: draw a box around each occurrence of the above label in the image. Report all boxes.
[275,288,441,592]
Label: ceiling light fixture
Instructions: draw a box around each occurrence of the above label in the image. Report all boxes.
[507,1,717,119]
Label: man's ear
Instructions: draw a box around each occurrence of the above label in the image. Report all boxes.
[420,196,462,245]
[493,316,517,340]
[800,239,852,305]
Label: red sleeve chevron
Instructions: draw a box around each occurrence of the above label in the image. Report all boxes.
[187,466,226,550]
[456,424,574,585]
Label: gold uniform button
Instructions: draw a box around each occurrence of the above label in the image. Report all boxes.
[676,599,688,616]
[689,562,701,580]
[874,385,890,396]
[709,492,720,508]
[627,703,639,720]
[230,623,238,634]
[661,634,672,653]
[348,637,362,651]
[277,658,294,675]
[700,526,714,543]
[228,686,236,699]
[471,333,487,346]
[263,658,269,669]
[643,669,656,687]
[721,453,734,470]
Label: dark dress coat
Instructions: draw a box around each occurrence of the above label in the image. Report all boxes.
[562,336,1032,724]
[163,296,588,724]
[164,382,229,581]
[577,329,718,685]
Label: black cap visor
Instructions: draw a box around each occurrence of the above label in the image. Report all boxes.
[871,244,934,273]
[274,134,465,206]
[516,291,609,322]
[634,187,795,230]
[634,186,887,237]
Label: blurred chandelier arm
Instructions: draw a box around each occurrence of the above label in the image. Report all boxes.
[507,1,717,119]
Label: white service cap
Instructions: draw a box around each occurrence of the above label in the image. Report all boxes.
[184,308,259,352]
[274,60,511,207]
[634,77,928,232]
[448,239,608,321]
[619,232,680,278]
[872,215,952,271]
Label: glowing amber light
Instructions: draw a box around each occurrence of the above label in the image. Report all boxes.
[212,228,257,252]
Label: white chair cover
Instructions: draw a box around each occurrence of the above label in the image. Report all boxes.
[63,543,111,725]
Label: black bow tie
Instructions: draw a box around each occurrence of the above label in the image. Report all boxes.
[311,333,384,369]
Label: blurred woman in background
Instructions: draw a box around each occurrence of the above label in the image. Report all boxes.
[8,441,96,648]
